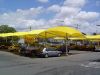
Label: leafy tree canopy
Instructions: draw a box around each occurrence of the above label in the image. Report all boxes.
[92,32,97,35]
[0,25,16,33]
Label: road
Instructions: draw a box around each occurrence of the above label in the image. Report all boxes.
[0,50,100,75]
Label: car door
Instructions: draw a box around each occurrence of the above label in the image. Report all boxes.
[45,48,53,56]
[52,49,59,56]
[46,48,57,56]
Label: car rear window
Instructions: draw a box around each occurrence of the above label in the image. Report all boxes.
[46,48,55,51]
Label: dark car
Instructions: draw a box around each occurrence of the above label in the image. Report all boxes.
[0,45,9,49]
[20,46,37,56]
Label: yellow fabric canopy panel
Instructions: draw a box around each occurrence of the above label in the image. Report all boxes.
[0,29,45,37]
[69,37,86,40]
[0,33,14,37]
[86,35,100,40]
[54,37,86,40]
[39,26,85,38]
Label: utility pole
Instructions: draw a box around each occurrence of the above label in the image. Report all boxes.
[75,24,80,29]
[96,25,100,34]
[29,26,32,31]
[76,24,79,29]
[96,25,100,26]
[56,19,64,26]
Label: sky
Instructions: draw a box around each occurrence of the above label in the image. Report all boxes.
[0,0,100,34]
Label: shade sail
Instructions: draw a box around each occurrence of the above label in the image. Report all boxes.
[11,29,45,37]
[12,32,29,36]
[0,29,45,37]
[54,37,65,40]
[54,37,86,40]
[23,29,46,38]
[39,26,84,38]
[86,35,100,40]
[28,29,45,36]
[0,33,15,37]
[0,32,28,37]
[69,37,86,40]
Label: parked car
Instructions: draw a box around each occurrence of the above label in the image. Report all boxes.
[85,45,95,51]
[0,45,9,49]
[36,47,62,58]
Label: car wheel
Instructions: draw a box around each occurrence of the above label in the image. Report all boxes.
[44,54,48,58]
[58,53,61,57]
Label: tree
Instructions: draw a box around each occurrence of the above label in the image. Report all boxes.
[0,25,16,33]
[0,25,17,46]
[92,32,97,35]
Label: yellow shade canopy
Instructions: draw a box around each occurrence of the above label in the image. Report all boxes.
[0,32,29,37]
[0,33,15,37]
[0,29,45,37]
[11,29,45,37]
[54,37,86,40]
[54,35,100,41]
[28,29,45,37]
[86,35,100,40]
[69,37,86,40]
[39,26,84,38]
[12,32,29,36]
[24,29,46,38]
[54,37,65,40]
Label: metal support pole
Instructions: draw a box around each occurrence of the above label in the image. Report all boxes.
[29,26,32,31]
[5,37,7,43]
[12,36,14,45]
[98,42,99,46]
[45,32,47,47]
[65,33,69,55]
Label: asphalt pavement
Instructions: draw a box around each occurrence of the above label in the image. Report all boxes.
[0,50,100,75]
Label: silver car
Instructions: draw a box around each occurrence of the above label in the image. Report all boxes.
[37,47,62,58]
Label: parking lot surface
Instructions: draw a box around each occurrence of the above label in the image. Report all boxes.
[0,50,100,75]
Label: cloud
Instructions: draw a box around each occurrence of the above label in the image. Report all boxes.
[37,0,49,3]
[47,0,100,34]
[55,6,81,19]
[0,0,100,34]
[0,7,43,20]
[16,7,44,19]
[47,5,61,13]
[75,11,100,22]
[0,7,45,31]
[14,19,48,31]
[64,0,86,8]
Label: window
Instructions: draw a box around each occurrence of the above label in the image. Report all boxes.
[46,48,55,51]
